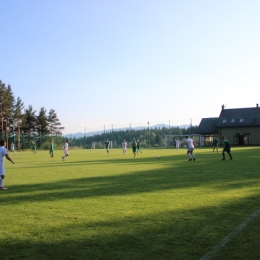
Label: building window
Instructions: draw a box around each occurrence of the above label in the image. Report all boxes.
[222,119,227,123]
[231,119,235,123]
[239,119,244,123]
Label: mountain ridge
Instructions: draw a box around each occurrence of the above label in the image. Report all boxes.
[64,123,190,138]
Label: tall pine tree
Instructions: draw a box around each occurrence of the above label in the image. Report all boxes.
[47,109,64,136]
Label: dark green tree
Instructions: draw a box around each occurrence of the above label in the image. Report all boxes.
[13,97,24,150]
[37,107,50,135]
[47,108,64,136]
[23,105,37,134]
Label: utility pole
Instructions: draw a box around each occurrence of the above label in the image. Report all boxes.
[84,127,86,149]
[148,121,150,148]
[130,123,131,142]
[111,124,113,148]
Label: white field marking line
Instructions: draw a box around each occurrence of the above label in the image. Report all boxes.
[200,206,260,260]
[204,171,260,174]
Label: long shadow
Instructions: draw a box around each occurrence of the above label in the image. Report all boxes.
[2,156,260,205]
[1,193,260,260]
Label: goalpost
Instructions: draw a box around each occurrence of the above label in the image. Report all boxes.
[164,134,202,148]
[91,141,113,149]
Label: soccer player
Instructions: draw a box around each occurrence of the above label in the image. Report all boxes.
[221,136,233,160]
[49,140,54,157]
[175,138,180,150]
[104,140,110,153]
[132,139,138,158]
[172,138,176,148]
[62,140,70,161]
[122,140,127,155]
[10,142,16,155]
[137,139,142,154]
[185,135,196,161]
[32,142,37,154]
[0,140,15,190]
[213,136,219,152]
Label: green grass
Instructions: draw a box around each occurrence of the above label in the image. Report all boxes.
[1,147,260,260]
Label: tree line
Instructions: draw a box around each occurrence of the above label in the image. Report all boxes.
[0,80,64,150]
[69,125,198,149]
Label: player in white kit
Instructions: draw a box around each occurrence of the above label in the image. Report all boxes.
[185,135,196,161]
[62,140,70,161]
[0,140,15,190]
[122,140,127,155]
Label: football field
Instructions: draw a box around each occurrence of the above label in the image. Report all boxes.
[1,147,260,260]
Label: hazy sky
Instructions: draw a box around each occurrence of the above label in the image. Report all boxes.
[1,0,260,134]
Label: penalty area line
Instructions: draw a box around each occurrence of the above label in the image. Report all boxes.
[200,206,260,260]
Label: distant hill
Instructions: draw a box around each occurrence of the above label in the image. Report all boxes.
[64,124,189,138]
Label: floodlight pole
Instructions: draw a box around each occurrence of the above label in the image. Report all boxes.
[104,125,105,141]
[84,127,86,149]
[111,124,113,148]
[130,123,131,142]
[148,121,150,148]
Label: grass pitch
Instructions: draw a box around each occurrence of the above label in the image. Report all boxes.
[1,147,260,260]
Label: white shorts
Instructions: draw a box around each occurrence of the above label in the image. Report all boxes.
[187,147,194,152]
[122,147,127,151]
[0,164,5,175]
[64,149,69,156]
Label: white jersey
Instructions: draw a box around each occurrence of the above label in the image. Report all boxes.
[64,142,69,156]
[122,141,127,149]
[11,143,15,150]
[0,146,7,175]
[186,138,194,149]
[64,142,69,150]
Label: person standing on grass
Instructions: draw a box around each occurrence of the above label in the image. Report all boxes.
[62,140,70,161]
[137,139,142,154]
[132,139,138,158]
[122,140,127,155]
[175,138,180,150]
[221,136,233,160]
[0,140,15,190]
[185,135,196,161]
[213,136,219,152]
[104,140,110,154]
[32,142,37,154]
[49,140,54,157]
[172,138,176,148]
[10,142,16,155]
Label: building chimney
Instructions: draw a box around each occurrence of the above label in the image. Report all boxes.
[222,104,225,111]
[257,104,259,108]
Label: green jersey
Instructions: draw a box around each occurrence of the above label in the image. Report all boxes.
[137,141,141,148]
[132,142,137,151]
[104,141,110,148]
[50,143,54,151]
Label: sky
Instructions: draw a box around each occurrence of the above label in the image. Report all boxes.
[1,0,260,134]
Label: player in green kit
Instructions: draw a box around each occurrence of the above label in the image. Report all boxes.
[132,139,138,158]
[213,136,219,152]
[32,142,37,154]
[49,140,54,157]
[137,139,142,154]
[221,136,233,160]
[104,140,110,153]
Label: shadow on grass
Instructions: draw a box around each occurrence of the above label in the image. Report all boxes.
[1,194,260,260]
[3,152,260,205]
[2,149,260,259]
